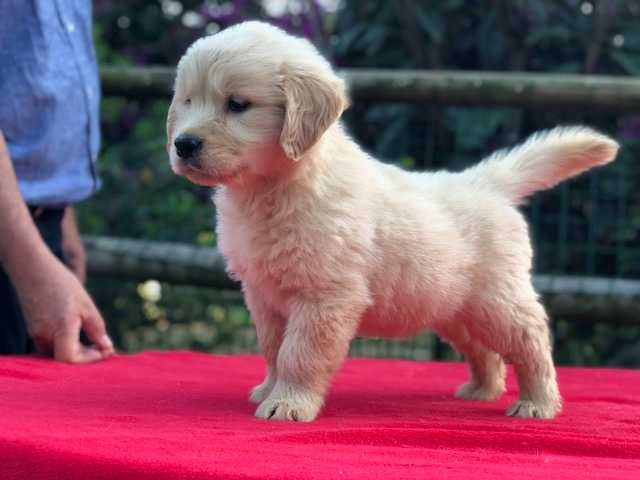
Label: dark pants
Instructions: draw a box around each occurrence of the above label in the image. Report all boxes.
[0,207,65,354]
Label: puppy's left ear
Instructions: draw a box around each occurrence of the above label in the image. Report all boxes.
[280,65,349,160]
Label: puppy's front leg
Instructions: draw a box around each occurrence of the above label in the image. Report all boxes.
[244,285,286,404]
[255,297,363,422]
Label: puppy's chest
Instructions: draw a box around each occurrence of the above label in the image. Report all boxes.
[217,215,278,280]
[215,194,343,292]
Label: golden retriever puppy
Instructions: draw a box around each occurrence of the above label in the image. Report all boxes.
[167,21,618,421]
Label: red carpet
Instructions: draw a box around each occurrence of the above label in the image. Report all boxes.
[1,351,639,479]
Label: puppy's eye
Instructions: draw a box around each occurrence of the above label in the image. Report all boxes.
[227,97,251,114]
[184,98,192,106]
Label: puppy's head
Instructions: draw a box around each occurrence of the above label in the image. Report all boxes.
[167,21,349,186]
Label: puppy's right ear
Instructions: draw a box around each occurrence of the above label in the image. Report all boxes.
[279,65,349,161]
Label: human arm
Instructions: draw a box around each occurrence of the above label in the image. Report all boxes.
[62,206,87,283]
[0,131,113,362]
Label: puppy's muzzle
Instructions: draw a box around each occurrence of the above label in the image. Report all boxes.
[174,134,203,162]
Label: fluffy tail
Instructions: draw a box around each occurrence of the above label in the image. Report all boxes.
[465,126,619,205]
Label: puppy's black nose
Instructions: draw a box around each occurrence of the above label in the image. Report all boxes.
[174,134,203,159]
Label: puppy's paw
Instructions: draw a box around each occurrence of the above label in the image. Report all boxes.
[255,398,318,422]
[249,378,274,404]
[506,399,560,419]
[455,380,505,401]
[255,382,323,422]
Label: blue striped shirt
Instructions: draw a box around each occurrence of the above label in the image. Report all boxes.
[0,0,101,206]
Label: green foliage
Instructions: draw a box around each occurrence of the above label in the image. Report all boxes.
[443,108,517,152]
[84,1,640,365]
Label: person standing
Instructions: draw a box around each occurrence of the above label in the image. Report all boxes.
[0,0,113,362]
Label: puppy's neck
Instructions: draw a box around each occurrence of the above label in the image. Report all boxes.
[221,122,351,202]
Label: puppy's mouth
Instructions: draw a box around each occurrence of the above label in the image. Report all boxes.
[175,161,245,186]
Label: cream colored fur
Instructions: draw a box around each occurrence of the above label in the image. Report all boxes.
[167,21,619,421]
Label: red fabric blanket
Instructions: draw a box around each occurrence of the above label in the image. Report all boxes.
[1,351,639,479]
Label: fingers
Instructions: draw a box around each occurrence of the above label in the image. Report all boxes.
[32,335,53,358]
[53,326,103,364]
[81,304,115,357]
[51,304,114,364]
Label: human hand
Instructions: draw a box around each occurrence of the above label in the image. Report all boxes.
[62,207,87,283]
[11,249,114,363]
[0,132,112,362]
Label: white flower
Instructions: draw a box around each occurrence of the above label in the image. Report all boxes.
[137,280,162,302]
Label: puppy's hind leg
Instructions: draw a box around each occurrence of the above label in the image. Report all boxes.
[439,324,506,401]
[455,344,506,401]
[484,295,561,419]
[506,304,561,419]
[244,285,286,404]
